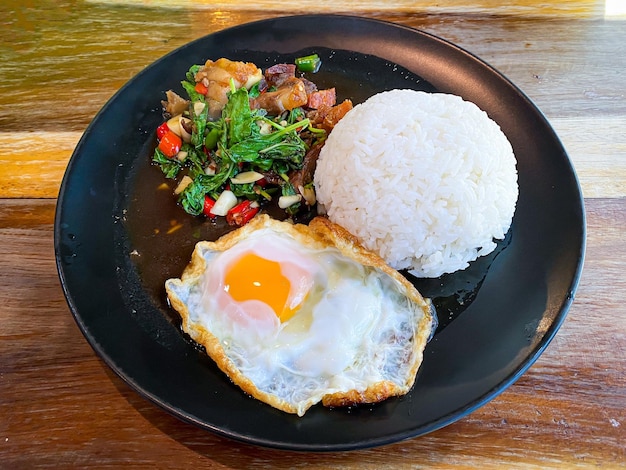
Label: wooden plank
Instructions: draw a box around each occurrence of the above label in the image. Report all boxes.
[4,114,624,199]
[551,117,626,198]
[87,0,606,17]
[1,7,624,133]
[2,7,624,199]
[0,132,79,199]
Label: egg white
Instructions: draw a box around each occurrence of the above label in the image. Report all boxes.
[165,215,434,416]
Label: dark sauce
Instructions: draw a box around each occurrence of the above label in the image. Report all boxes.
[407,229,512,334]
[124,155,314,327]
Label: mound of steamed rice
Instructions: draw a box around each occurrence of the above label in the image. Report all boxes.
[313,89,518,278]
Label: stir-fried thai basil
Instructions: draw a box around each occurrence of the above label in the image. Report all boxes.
[152,56,331,221]
[152,55,342,223]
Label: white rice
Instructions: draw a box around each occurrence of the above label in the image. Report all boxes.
[313,89,518,278]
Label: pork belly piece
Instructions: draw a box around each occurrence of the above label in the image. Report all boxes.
[308,99,353,132]
[250,77,309,114]
[195,58,262,119]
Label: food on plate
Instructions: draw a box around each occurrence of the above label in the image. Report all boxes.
[314,89,519,278]
[165,214,436,416]
[193,57,263,119]
[152,55,352,225]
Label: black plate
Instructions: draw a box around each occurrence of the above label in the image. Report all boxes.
[54,14,585,451]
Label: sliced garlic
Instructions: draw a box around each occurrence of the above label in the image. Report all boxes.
[230,171,264,185]
[166,115,182,135]
[174,175,193,195]
[257,120,273,135]
[299,185,316,206]
[193,101,206,117]
[204,163,216,175]
[211,190,237,216]
[278,194,302,209]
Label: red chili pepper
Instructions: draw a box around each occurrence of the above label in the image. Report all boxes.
[194,82,208,95]
[158,131,182,158]
[226,200,259,226]
[156,122,170,139]
[202,195,216,217]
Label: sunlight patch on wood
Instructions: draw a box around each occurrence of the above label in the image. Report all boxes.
[85,0,605,17]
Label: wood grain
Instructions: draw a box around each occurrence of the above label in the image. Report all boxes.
[89,0,607,18]
[0,198,624,468]
[0,133,79,198]
[1,6,625,199]
[4,115,625,199]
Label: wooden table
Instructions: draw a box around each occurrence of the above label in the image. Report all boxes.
[1,0,624,467]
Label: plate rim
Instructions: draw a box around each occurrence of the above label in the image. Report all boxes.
[54,13,586,451]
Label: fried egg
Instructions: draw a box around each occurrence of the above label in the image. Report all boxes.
[165,214,435,416]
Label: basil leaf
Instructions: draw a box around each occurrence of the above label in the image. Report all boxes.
[222,86,258,146]
[190,103,209,148]
[230,182,257,198]
[181,80,204,103]
[181,144,207,178]
[185,64,202,83]
[248,81,262,99]
[178,179,206,216]
[227,133,305,167]
[178,161,236,215]
[281,180,301,215]
[152,148,181,179]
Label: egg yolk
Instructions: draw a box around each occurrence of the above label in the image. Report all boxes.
[224,253,299,322]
